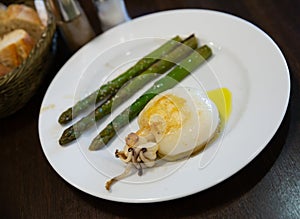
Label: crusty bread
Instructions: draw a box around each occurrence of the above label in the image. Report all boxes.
[0,4,45,76]
[0,43,21,68]
[0,4,45,41]
[0,29,34,70]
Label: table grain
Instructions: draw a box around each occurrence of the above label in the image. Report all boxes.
[1,0,299,218]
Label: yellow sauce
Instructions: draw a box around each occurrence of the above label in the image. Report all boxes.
[207,88,232,123]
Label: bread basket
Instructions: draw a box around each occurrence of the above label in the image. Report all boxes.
[0,0,56,118]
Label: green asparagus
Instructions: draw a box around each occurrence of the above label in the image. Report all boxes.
[89,45,213,150]
[59,35,198,145]
[58,36,182,124]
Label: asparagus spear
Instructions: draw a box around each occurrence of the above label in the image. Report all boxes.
[58,36,182,124]
[59,35,198,145]
[89,45,213,150]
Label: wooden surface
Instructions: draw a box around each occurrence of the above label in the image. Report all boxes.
[1,0,299,218]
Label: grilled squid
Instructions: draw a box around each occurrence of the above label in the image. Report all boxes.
[105,87,220,190]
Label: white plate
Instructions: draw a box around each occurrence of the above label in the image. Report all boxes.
[38,9,290,203]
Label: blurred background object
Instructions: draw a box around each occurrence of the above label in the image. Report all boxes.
[48,0,96,52]
[93,0,130,31]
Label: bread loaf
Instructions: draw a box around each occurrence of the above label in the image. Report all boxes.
[0,4,45,76]
[0,4,45,41]
[0,29,35,69]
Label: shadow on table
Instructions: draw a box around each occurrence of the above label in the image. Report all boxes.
[74,107,290,218]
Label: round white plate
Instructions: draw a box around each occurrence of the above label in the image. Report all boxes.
[38,9,290,203]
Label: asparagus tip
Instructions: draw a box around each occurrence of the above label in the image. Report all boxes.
[59,126,78,146]
[89,138,105,151]
[58,108,73,124]
[58,138,70,146]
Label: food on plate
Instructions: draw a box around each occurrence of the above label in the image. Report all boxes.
[105,87,220,190]
[0,4,45,76]
[207,87,232,122]
[58,35,183,124]
[59,34,198,145]
[89,45,212,151]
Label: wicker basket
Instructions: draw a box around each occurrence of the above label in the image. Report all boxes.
[0,0,56,118]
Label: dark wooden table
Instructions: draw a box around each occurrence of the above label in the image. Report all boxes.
[1,0,299,218]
